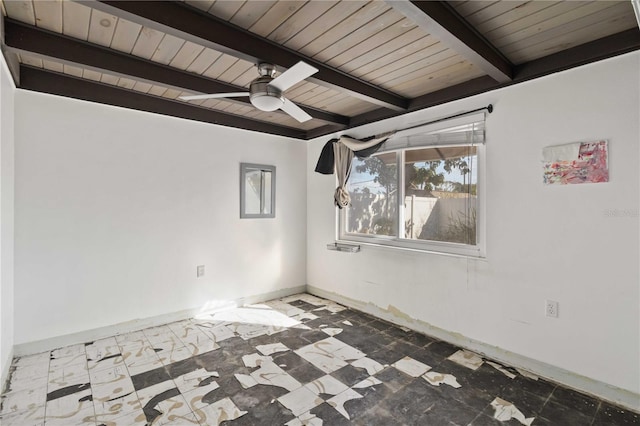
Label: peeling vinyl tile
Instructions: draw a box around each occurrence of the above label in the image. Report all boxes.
[173,368,219,394]
[115,330,147,344]
[42,403,95,426]
[45,387,93,420]
[234,373,258,389]
[87,354,125,373]
[352,376,382,389]
[93,389,141,417]
[305,375,349,396]
[13,352,50,368]
[122,345,159,364]
[147,332,182,348]
[181,380,222,412]
[167,320,204,341]
[50,344,85,359]
[162,410,201,425]
[332,345,366,362]
[490,397,535,426]
[350,357,385,375]
[91,376,135,402]
[48,353,86,371]
[256,343,290,356]
[326,388,363,420]
[86,344,122,371]
[294,346,348,374]
[392,356,431,378]
[146,393,195,425]
[278,386,324,417]
[292,312,319,322]
[183,340,220,357]
[89,365,128,386]
[486,361,517,379]
[118,337,150,351]
[309,338,348,355]
[156,346,192,367]
[291,323,312,331]
[0,386,48,414]
[242,353,273,368]
[10,363,49,382]
[250,362,302,391]
[124,354,162,375]
[422,371,461,388]
[515,368,539,380]
[194,397,247,425]
[195,323,235,343]
[7,375,48,393]
[232,323,271,340]
[285,411,323,426]
[448,349,484,370]
[94,407,147,426]
[280,294,321,305]
[126,356,166,376]
[49,355,89,375]
[2,292,626,426]
[313,302,346,313]
[263,301,306,317]
[0,404,45,425]
[135,380,176,411]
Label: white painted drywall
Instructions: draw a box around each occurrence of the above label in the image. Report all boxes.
[14,93,307,345]
[307,52,640,399]
[0,54,16,383]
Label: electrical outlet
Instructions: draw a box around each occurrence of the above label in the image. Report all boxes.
[196,265,205,278]
[545,300,559,318]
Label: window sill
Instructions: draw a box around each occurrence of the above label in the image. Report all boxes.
[336,238,486,260]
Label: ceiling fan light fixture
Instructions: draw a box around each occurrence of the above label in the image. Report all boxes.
[250,93,284,111]
[250,78,285,111]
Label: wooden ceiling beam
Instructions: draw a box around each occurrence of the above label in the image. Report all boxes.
[4,19,349,127]
[323,29,640,138]
[87,0,408,111]
[20,66,306,139]
[386,0,513,83]
[514,28,640,81]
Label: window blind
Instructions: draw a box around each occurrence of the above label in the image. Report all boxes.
[379,112,486,152]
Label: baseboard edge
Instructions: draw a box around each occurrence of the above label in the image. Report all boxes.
[14,285,306,357]
[307,285,640,413]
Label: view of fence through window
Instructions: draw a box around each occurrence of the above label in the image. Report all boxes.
[346,146,477,245]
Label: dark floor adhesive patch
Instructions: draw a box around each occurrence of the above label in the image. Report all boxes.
[142,387,181,424]
[46,383,92,401]
[0,293,638,425]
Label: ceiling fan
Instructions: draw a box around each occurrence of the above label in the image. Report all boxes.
[179,61,318,123]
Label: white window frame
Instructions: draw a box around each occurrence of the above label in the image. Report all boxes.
[337,114,486,258]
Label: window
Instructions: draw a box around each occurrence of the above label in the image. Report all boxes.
[240,163,275,218]
[339,113,485,257]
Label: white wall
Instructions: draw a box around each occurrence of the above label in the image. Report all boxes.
[307,52,640,405]
[14,93,307,345]
[0,54,15,384]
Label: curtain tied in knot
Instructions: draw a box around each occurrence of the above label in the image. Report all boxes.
[315,132,395,209]
[334,186,350,208]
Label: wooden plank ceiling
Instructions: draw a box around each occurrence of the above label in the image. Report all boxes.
[1,0,638,139]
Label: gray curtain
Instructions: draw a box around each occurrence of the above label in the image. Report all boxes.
[333,142,354,209]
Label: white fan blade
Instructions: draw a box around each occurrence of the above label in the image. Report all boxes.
[281,98,312,123]
[179,92,249,101]
[269,61,318,92]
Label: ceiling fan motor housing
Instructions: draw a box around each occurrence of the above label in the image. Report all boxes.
[250,76,284,111]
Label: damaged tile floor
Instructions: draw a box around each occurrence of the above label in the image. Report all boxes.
[1,293,638,425]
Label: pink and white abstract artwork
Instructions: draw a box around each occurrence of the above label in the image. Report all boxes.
[542,140,609,185]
